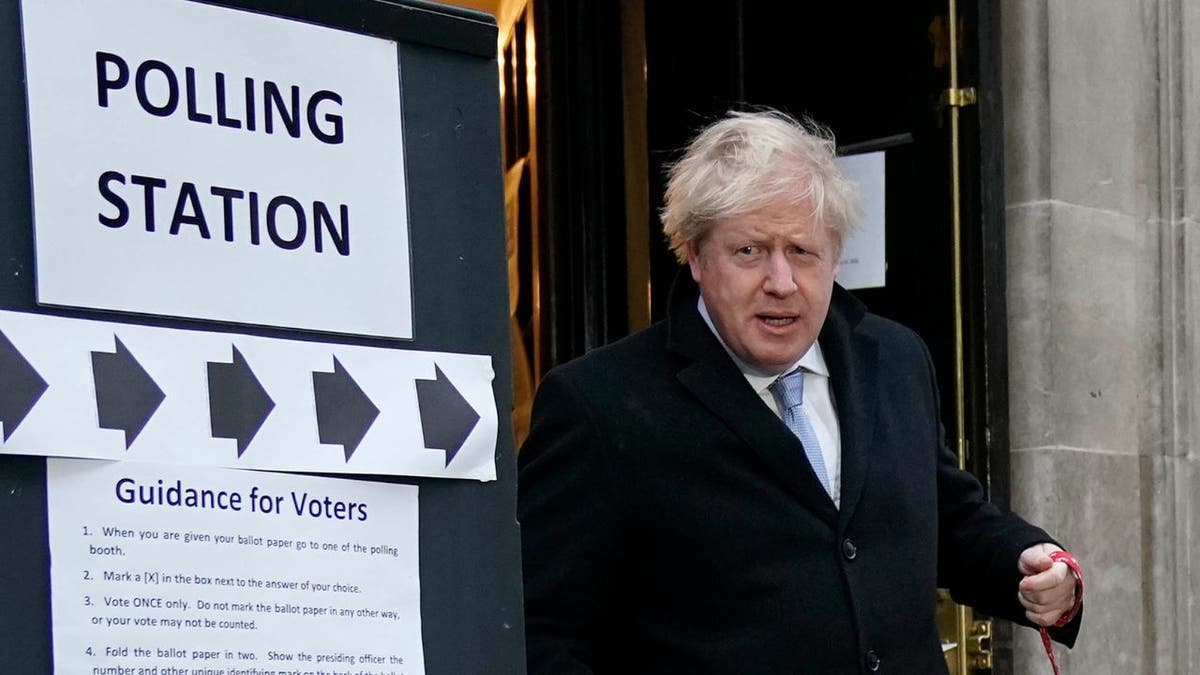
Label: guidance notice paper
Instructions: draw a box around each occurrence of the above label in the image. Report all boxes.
[47,458,425,675]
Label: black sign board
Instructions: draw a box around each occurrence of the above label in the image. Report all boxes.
[0,0,524,672]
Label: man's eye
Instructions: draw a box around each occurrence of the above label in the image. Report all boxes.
[736,246,756,255]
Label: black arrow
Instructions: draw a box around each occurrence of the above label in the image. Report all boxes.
[92,336,164,449]
[208,346,275,457]
[313,357,378,461]
[0,329,49,442]
[416,365,480,467]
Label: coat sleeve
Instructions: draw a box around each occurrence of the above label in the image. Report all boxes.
[517,367,622,674]
[922,339,1083,648]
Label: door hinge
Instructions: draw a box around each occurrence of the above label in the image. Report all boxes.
[941,87,977,108]
[966,619,993,670]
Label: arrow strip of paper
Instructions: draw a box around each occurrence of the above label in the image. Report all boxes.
[0,310,498,481]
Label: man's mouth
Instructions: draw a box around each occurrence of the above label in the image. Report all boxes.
[759,315,797,327]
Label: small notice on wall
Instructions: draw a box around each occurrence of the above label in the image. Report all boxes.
[47,458,425,674]
[835,150,887,290]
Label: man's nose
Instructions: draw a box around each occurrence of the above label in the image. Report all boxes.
[762,251,797,296]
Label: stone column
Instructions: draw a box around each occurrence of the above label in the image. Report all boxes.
[1002,0,1198,672]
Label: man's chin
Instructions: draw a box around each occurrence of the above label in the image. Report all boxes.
[742,353,801,377]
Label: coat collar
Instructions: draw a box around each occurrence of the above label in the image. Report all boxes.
[666,271,879,531]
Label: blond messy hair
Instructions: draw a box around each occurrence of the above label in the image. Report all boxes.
[660,109,860,264]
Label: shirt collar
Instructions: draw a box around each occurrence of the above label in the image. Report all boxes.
[697,296,829,395]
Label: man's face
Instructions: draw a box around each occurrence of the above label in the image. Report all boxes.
[688,203,840,375]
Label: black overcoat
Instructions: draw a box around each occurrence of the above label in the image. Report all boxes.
[518,277,1081,674]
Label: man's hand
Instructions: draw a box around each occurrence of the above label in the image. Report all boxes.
[1017,543,1078,627]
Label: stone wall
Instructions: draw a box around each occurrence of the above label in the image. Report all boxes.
[1002,0,1198,672]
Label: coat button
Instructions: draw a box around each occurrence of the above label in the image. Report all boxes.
[866,649,880,671]
[842,538,858,560]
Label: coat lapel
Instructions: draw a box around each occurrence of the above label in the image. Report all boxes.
[819,286,879,532]
[667,275,839,527]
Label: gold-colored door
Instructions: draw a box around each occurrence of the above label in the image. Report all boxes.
[934,0,992,670]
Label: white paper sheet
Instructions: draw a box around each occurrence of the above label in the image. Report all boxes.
[48,458,425,675]
[0,310,498,481]
[21,0,413,339]
[835,150,887,290]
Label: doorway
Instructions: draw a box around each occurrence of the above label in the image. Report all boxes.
[638,3,1010,671]
[498,0,1013,670]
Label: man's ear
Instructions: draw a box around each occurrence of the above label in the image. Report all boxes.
[686,241,703,284]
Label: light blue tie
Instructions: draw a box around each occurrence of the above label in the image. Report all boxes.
[769,369,832,496]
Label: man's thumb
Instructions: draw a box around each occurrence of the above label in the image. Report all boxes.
[1018,547,1052,576]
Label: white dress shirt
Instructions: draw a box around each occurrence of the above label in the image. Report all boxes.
[698,298,843,507]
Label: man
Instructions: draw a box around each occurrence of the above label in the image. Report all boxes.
[518,110,1081,674]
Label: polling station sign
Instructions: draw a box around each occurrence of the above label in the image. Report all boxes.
[20,0,414,339]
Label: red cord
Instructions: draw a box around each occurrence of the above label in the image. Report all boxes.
[1038,550,1083,675]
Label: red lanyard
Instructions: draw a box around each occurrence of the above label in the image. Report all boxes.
[1039,550,1083,675]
